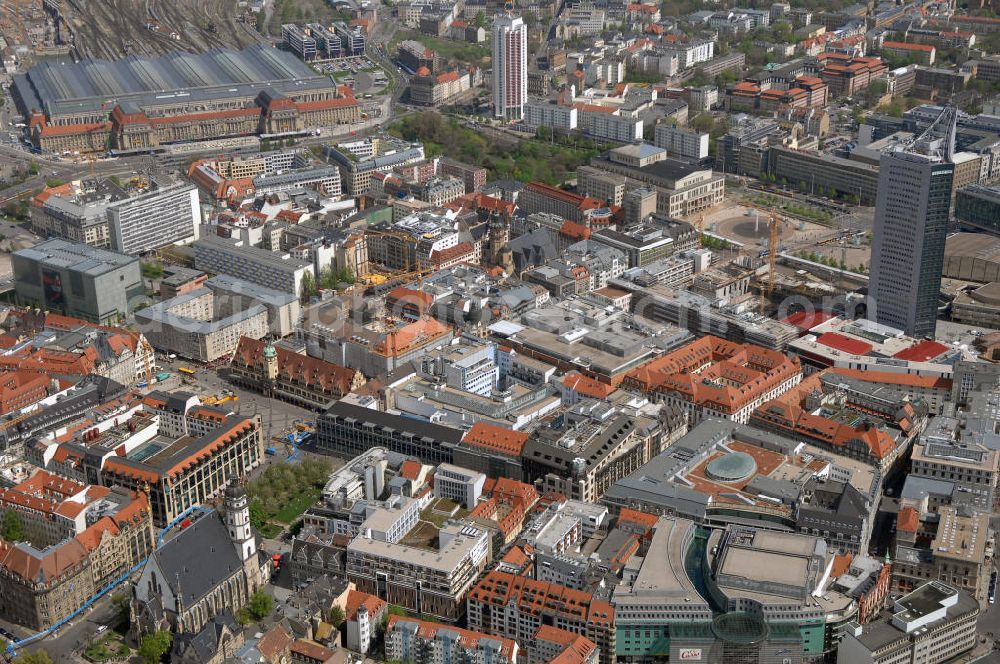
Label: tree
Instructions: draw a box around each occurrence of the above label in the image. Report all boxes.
[337,266,355,285]
[248,591,274,620]
[474,10,487,28]
[15,652,54,664]
[690,113,714,133]
[329,605,346,628]
[138,630,172,664]
[249,499,267,531]
[318,267,338,291]
[2,510,24,542]
[236,608,252,626]
[300,271,317,302]
[380,604,408,632]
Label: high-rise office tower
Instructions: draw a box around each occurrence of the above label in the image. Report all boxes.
[868,108,956,338]
[492,14,527,121]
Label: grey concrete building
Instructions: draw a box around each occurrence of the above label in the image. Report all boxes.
[12,239,144,324]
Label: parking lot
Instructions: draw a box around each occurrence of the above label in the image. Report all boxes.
[316,55,389,96]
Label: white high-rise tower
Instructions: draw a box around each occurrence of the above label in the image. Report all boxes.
[492,13,527,121]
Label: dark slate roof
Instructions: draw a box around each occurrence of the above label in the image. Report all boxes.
[153,512,242,605]
[506,228,557,273]
[172,610,239,662]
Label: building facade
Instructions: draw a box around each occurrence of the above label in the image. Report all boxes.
[492,14,528,120]
[869,142,955,337]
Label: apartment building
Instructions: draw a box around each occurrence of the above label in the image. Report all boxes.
[193,234,314,297]
[653,124,709,161]
[467,571,616,664]
[346,522,490,622]
[577,109,643,143]
[0,490,153,630]
[438,158,488,193]
[524,102,578,131]
[108,181,201,255]
[385,616,519,664]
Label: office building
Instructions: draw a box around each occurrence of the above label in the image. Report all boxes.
[623,336,802,424]
[99,415,265,526]
[282,23,318,60]
[194,234,314,297]
[434,464,486,509]
[588,145,724,217]
[622,187,657,225]
[135,288,268,363]
[492,14,527,120]
[12,239,143,324]
[324,139,426,196]
[577,166,626,207]
[869,115,956,337]
[317,400,463,464]
[955,184,1000,235]
[31,177,200,254]
[837,582,978,664]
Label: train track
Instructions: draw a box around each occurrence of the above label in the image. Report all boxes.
[63,0,262,59]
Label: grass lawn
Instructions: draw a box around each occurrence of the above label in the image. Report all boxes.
[390,30,490,65]
[259,522,283,539]
[274,487,322,524]
[84,634,130,662]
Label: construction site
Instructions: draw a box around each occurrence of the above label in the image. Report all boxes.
[0,0,262,63]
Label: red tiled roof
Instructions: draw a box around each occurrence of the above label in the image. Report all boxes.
[882,40,935,52]
[462,422,529,457]
[256,625,293,659]
[231,336,359,395]
[562,371,614,400]
[897,506,920,533]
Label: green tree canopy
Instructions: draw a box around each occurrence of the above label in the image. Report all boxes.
[138,630,172,664]
[329,605,346,628]
[248,591,274,620]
